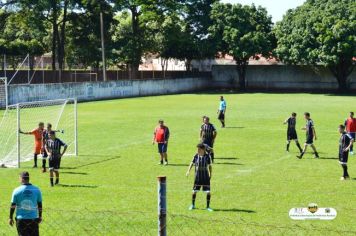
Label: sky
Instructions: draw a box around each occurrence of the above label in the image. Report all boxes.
[221,0,306,23]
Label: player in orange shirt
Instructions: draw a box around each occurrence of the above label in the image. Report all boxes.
[20,122,45,168]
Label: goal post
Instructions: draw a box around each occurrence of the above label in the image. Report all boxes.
[0,77,8,109]
[0,98,78,168]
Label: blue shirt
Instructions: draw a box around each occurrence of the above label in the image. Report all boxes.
[11,184,42,219]
[219,100,226,111]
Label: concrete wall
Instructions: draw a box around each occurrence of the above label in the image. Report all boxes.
[8,77,210,104]
[212,65,356,91]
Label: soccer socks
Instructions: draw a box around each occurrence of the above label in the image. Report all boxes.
[42,159,46,168]
[33,154,38,167]
[314,152,319,158]
[207,194,211,208]
[192,193,197,206]
[210,153,214,163]
[342,164,349,177]
[50,177,54,186]
[286,142,290,152]
[55,178,59,185]
[221,121,225,128]
[296,142,302,153]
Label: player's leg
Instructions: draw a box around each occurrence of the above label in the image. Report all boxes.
[340,153,349,180]
[41,150,47,173]
[190,190,198,210]
[49,157,54,186]
[297,143,308,159]
[206,192,212,211]
[158,144,164,165]
[33,154,38,168]
[55,170,59,185]
[286,140,291,152]
[310,144,319,158]
[295,140,303,153]
[163,144,168,165]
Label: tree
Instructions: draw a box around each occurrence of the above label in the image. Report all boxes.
[274,0,355,91]
[209,3,275,90]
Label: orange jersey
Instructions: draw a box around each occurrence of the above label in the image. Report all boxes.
[31,128,44,154]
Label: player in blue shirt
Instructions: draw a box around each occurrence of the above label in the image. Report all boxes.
[9,172,42,236]
[217,96,227,128]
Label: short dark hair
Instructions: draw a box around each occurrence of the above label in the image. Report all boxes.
[339,124,345,129]
[350,112,354,116]
[39,122,44,126]
[47,123,52,128]
[20,171,30,181]
[292,112,296,117]
[49,130,56,135]
[197,143,206,150]
[158,119,164,123]
[204,116,210,121]
[304,112,310,117]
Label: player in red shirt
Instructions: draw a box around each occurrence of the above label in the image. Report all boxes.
[345,112,356,155]
[152,120,170,165]
[20,122,45,168]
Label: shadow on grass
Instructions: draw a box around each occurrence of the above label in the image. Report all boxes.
[59,184,98,188]
[61,156,121,169]
[214,162,243,165]
[215,157,238,160]
[214,208,256,213]
[225,127,245,129]
[168,164,189,167]
[61,171,88,175]
[319,157,338,160]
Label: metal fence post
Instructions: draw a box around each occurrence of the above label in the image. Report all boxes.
[157,176,167,236]
[17,103,20,168]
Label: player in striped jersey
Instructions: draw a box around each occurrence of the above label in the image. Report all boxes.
[338,125,354,180]
[297,112,319,159]
[284,113,303,153]
[186,143,213,212]
[200,117,217,162]
[45,131,67,187]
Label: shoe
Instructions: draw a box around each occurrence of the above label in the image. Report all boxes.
[206,208,214,212]
[350,151,354,155]
[164,162,168,166]
[158,162,163,165]
[42,168,46,173]
[189,205,195,210]
[314,153,319,158]
[296,155,303,159]
[340,176,350,181]
[50,183,54,187]
[55,179,59,185]
[33,165,37,168]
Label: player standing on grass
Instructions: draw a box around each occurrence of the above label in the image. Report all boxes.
[217,96,226,128]
[19,122,45,168]
[186,143,213,212]
[152,120,170,165]
[344,112,356,155]
[284,113,303,153]
[200,117,217,163]
[45,131,67,186]
[9,172,42,236]
[338,125,354,180]
[297,112,319,159]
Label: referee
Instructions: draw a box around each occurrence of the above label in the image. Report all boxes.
[9,172,42,236]
[217,96,226,128]
[200,116,217,162]
[45,131,67,187]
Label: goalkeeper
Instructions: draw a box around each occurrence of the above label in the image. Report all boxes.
[19,122,45,168]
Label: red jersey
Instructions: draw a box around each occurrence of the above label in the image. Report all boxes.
[154,126,170,143]
[345,118,356,133]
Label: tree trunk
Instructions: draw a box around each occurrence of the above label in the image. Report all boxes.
[236,59,248,90]
[58,0,69,75]
[185,59,192,71]
[130,6,141,80]
[329,57,354,92]
[130,64,139,80]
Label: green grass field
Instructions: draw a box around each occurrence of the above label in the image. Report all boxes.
[1,93,356,235]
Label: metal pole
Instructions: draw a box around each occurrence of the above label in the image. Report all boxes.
[4,77,8,109]
[157,176,167,236]
[42,57,44,84]
[17,104,20,168]
[27,54,30,83]
[4,54,6,78]
[74,98,78,156]
[100,12,107,82]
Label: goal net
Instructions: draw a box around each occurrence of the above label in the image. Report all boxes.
[0,77,8,109]
[0,98,77,167]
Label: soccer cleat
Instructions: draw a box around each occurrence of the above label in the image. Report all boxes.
[340,176,350,181]
[350,151,354,155]
[158,162,163,165]
[189,205,195,210]
[164,162,168,166]
[206,208,214,212]
[296,155,303,159]
[314,153,319,158]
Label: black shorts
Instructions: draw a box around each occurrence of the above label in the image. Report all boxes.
[339,152,349,164]
[218,111,225,120]
[202,139,214,149]
[16,219,39,236]
[42,150,48,158]
[306,135,314,145]
[193,178,210,192]
[49,156,61,171]
[157,143,168,153]
[287,129,298,140]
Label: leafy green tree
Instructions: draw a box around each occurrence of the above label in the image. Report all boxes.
[274,0,355,90]
[209,3,275,90]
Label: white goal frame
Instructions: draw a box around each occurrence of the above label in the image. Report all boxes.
[0,98,78,168]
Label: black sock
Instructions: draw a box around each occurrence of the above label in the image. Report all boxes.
[42,159,46,168]
[296,142,302,152]
[192,193,196,205]
[34,154,38,166]
[50,177,54,186]
[342,164,349,177]
[55,178,59,184]
[160,160,163,164]
[300,152,304,157]
[207,194,211,208]
[315,152,319,157]
[210,153,214,163]
[222,121,225,127]
[286,142,290,151]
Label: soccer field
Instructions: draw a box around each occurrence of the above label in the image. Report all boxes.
[1,93,356,235]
